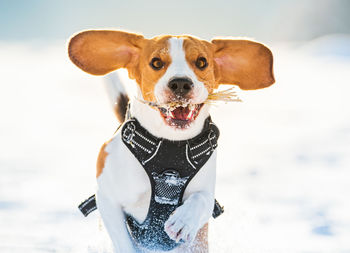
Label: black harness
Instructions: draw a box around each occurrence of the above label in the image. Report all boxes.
[78,117,224,251]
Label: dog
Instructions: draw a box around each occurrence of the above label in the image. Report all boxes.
[68,30,274,253]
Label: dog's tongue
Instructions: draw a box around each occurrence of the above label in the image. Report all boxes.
[172,106,191,120]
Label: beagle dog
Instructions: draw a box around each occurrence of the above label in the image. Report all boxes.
[68,30,274,253]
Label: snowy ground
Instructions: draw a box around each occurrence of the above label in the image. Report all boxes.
[0,35,350,252]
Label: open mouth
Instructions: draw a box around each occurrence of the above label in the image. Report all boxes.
[158,103,204,128]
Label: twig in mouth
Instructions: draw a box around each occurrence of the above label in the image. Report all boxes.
[205,87,242,104]
[135,87,241,109]
[135,97,162,108]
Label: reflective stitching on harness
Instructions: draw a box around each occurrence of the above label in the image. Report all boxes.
[79,195,95,209]
[131,139,153,154]
[135,130,156,146]
[192,146,211,158]
[190,139,208,150]
[142,140,163,165]
[190,135,216,151]
[186,144,197,170]
[192,144,217,159]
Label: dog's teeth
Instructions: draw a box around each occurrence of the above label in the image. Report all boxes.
[169,111,175,119]
[186,109,194,120]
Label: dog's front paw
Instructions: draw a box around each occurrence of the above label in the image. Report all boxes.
[164,204,201,243]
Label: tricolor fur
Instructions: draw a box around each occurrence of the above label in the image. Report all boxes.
[68,30,274,253]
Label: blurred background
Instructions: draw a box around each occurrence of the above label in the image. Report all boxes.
[0,0,349,252]
[1,0,350,42]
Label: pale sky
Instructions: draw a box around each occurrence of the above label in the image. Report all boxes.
[0,0,349,42]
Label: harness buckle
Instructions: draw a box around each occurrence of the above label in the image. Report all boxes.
[122,122,136,148]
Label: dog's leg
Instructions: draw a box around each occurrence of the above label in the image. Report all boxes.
[96,193,136,253]
[164,192,214,245]
[164,151,216,251]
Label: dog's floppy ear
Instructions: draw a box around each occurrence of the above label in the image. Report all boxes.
[68,30,145,75]
[212,39,275,90]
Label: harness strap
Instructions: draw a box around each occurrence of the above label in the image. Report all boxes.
[78,194,224,219]
[78,195,97,217]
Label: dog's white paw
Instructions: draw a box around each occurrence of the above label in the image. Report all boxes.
[164,203,201,243]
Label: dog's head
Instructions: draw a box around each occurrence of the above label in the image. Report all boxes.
[68,30,274,129]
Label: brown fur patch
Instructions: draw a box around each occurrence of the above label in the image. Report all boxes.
[96,141,111,178]
[114,93,129,122]
[68,30,144,75]
[178,223,209,253]
[133,35,172,102]
[211,39,275,90]
[183,37,217,94]
[69,31,173,102]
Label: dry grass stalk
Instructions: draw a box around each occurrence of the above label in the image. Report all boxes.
[205,87,242,104]
[136,87,242,108]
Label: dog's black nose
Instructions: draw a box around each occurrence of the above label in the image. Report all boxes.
[168,78,193,96]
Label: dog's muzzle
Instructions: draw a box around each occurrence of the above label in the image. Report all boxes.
[168,77,193,97]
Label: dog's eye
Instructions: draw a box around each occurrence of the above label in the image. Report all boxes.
[195,57,208,70]
[150,57,164,70]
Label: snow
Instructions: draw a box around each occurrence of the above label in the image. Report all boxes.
[0,35,350,252]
